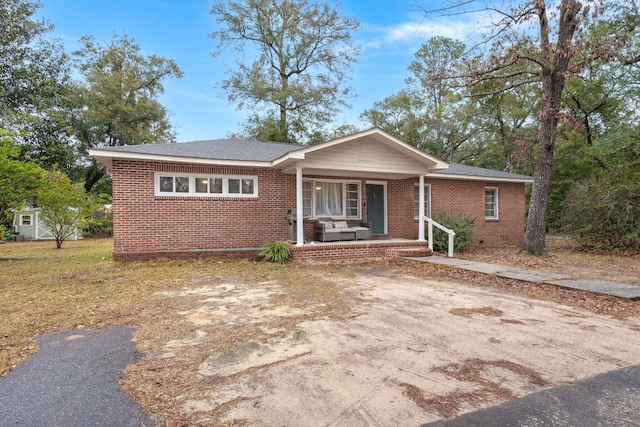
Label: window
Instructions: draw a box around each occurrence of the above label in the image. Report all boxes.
[316,181,343,217]
[155,173,258,197]
[302,179,360,219]
[302,181,313,217]
[485,187,498,219]
[20,214,32,226]
[346,183,360,218]
[414,184,431,219]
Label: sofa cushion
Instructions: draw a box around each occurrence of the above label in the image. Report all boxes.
[318,220,333,229]
[333,221,349,229]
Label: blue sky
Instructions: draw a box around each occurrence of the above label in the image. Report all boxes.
[39,0,479,142]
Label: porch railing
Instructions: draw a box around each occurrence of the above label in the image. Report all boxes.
[423,216,456,258]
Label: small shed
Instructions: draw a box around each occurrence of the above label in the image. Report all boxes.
[12,207,82,241]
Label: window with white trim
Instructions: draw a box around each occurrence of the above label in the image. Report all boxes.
[302,181,313,217]
[485,187,499,219]
[414,184,432,219]
[20,214,32,226]
[155,173,258,197]
[302,179,361,219]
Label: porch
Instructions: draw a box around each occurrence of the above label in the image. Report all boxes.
[290,238,433,262]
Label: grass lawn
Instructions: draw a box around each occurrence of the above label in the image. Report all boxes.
[1,238,638,426]
[0,238,359,425]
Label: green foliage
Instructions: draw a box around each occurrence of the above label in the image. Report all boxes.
[259,242,292,264]
[561,128,640,251]
[71,31,183,192]
[0,129,47,231]
[0,223,9,242]
[0,0,75,175]
[210,0,361,144]
[361,90,424,147]
[36,170,107,249]
[430,210,475,253]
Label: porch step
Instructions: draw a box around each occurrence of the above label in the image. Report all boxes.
[386,247,433,258]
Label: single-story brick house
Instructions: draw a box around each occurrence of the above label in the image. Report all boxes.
[90,128,532,261]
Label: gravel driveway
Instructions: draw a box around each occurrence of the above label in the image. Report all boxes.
[170,268,640,425]
[2,267,639,426]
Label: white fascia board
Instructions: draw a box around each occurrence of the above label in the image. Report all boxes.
[426,172,534,183]
[88,149,273,169]
[271,150,306,167]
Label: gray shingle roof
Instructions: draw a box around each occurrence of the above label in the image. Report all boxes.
[98,139,305,162]
[432,163,532,181]
[96,138,531,181]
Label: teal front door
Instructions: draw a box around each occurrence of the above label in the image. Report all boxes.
[366,184,385,235]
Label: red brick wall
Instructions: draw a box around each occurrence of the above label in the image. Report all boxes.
[111,160,295,259]
[111,160,526,260]
[291,241,430,262]
[385,177,526,245]
[424,178,526,246]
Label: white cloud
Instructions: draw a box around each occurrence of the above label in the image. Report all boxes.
[360,12,487,53]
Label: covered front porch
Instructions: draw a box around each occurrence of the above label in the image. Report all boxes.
[274,128,449,255]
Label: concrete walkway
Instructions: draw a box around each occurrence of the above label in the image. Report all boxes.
[408,256,640,300]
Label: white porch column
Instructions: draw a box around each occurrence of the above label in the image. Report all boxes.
[295,167,304,246]
[418,174,426,242]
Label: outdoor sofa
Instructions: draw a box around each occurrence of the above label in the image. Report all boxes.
[314,220,372,242]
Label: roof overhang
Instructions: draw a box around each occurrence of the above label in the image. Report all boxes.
[89,150,274,170]
[427,172,534,184]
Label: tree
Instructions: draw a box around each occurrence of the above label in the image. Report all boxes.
[0,0,76,175]
[406,37,471,161]
[421,0,627,253]
[209,0,361,143]
[71,32,183,192]
[361,91,424,147]
[36,170,104,249]
[0,129,46,236]
[362,37,474,162]
[467,80,540,174]
[561,125,640,250]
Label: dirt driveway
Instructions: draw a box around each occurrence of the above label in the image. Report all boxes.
[137,266,640,426]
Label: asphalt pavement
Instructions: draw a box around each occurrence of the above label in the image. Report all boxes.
[0,326,156,427]
[423,364,640,427]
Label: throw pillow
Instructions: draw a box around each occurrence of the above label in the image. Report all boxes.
[333,221,348,229]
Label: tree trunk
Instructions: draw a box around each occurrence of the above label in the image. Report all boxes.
[524,107,557,253]
[523,0,581,254]
[84,161,106,193]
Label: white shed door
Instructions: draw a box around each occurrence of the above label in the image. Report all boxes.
[35,212,54,240]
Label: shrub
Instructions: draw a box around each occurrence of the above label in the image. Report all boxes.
[429,210,475,253]
[259,242,292,264]
[562,165,640,251]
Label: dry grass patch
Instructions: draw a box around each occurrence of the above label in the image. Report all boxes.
[0,239,361,426]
